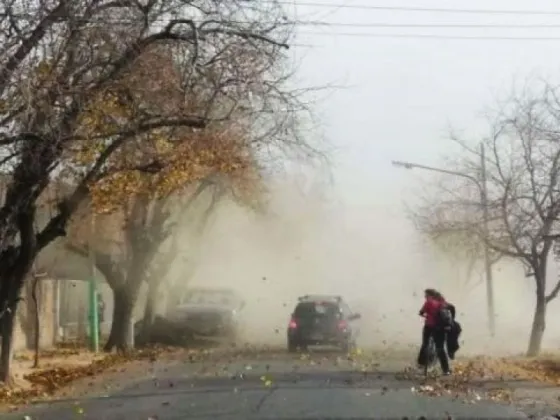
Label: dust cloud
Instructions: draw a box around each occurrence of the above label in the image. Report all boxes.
[160,176,560,358]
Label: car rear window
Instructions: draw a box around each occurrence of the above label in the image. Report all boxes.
[294,302,339,319]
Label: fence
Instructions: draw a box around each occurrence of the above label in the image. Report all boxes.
[12,278,56,351]
[57,279,113,342]
[10,275,149,350]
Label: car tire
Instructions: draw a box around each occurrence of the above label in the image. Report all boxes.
[288,340,298,353]
[341,339,356,354]
[224,326,238,344]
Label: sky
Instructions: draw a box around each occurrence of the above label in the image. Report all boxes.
[288,0,560,202]
[173,0,560,354]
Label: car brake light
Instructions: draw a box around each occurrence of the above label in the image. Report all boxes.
[288,318,297,329]
[338,320,348,330]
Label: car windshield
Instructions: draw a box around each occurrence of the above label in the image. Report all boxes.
[182,291,233,305]
[294,302,340,319]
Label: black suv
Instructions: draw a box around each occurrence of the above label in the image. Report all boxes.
[287,295,361,352]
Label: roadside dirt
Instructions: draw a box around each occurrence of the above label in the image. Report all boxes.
[399,353,560,416]
[11,348,105,390]
[0,345,184,411]
[454,354,560,417]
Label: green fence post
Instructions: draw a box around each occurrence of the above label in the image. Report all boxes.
[88,279,99,352]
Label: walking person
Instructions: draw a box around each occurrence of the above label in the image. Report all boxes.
[417,288,451,375]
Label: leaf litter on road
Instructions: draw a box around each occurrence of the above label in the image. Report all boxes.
[397,354,560,404]
[13,348,83,363]
[13,345,560,416]
[0,346,178,408]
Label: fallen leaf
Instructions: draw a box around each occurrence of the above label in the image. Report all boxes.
[0,347,173,407]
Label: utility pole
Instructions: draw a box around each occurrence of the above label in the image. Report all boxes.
[480,143,495,336]
[392,144,497,336]
[88,212,99,352]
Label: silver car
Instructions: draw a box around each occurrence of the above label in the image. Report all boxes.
[166,288,245,340]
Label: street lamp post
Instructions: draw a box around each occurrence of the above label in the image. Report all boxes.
[392,143,496,336]
[479,144,496,337]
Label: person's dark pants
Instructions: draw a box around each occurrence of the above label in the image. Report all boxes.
[417,325,450,372]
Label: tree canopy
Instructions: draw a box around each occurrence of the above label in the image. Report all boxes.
[0,0,323,379]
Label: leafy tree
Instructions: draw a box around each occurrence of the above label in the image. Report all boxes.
[0,0,315,381]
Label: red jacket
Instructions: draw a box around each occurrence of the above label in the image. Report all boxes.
[420,297,444,327]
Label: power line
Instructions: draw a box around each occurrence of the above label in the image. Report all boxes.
[88,19,560,30]
[268,1,560,16]
[8,8,560,30]
[6,12,560,42]
[8,5,560,24]
[12,15,560,31]
[298,31,560,40]
[301,22,560,29]
[82,18,560,29]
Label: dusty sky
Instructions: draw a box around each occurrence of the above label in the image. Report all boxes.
[289,0,560,200]
[182,1,560,355]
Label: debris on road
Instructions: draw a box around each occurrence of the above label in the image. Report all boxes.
[0,346,176,408]
[401,361,514,404]
[400,353,560,406]
[13,348,83,362]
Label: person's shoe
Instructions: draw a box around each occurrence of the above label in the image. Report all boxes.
[442,370,452,376]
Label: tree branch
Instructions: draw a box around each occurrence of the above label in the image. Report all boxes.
[0,1,68,95]
[64,242,124,289]
[68,116,208,142]
[545,278,560,303]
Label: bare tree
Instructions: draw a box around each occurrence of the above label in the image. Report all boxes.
[426,233,482,299]
[412,81,560,356]
[98,182,222,352]
[415,221,502,300]
[138,179,225,343]
[65,173,248,352]
[0,0,317,381]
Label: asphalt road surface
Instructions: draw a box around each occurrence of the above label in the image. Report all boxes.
[3,348,533,419]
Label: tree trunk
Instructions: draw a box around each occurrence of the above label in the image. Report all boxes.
[104,242,157,351]
[104,287,134,353]
[0,311,15,384]
[139,279,158,344]
[0,270,23,384]
[31,276,39,368]
[0,272,32,382]
[0,207,39,382]
[527,280,547,356]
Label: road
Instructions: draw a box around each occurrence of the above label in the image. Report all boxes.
[3,348,536,419]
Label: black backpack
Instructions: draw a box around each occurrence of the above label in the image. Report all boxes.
[437,303,454,328]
